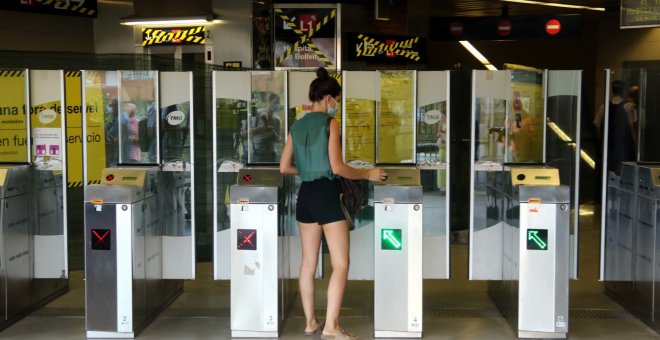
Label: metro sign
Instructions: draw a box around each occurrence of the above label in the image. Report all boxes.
[546,19,561,35]
[497,20,512,37]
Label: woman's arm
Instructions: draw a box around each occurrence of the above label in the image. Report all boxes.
[279,132,298,175]
[327,119,385,181]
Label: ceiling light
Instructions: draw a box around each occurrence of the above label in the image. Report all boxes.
[501,0,605,12]
[459,41,498,71]
[120,15,220,27]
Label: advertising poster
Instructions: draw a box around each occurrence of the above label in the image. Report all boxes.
[84,71,110,185]
[377,70,415,164]
[274,5,338,69]
[506,69,544,163]
[30,70,63,171]
[65,71,83,187]
[0,70,28,163]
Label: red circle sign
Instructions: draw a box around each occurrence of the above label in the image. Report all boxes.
[546,19,561,35]
[497,20,512,37]
[450,21,464,37]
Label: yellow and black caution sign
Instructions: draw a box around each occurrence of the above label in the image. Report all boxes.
[355,34,421,62]
[142,26,206,47]
[68,181,83,188]
[36,0,96,17]
[275,8,336,67]
[0,70,25,77]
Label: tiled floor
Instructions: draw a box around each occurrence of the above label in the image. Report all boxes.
[1,208,659,339]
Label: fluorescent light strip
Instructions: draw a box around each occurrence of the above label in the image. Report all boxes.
[459,41,498,71]
[547,120,596,169]
[121,18,220,26]
[502,0,605,12]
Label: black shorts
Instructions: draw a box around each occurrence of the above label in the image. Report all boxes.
[296,177,346,225]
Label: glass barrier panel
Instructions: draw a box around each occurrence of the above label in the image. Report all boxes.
[160,71,195,279]
[470,70,509,280]
[377,70,415,164]
[505,69,545,163]
[248,71,286,164]
[118,70,158,164]
[343,71,377,167]
[29,69,68,278]
[546,70,582,279]
[417,70,451,279]
[83,70,117,185]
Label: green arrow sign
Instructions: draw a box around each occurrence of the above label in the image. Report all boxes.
[381,229,402,250]
[527,229,548,250]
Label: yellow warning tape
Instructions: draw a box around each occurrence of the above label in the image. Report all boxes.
[65,71,81,77]
[142,26,206,46]
[0,70,25,77]
[275,8,336,66]
[36,0,96,16]
[87,180,101,185]
[68,181,83,188]
[356,34,421,62]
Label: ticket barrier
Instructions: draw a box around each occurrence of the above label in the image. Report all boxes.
[229,168,284,338]
[84,167,183,338]
[489,166,570,339]
[604,162,637,304]
[0,165,68,329]
[374,168,423,338]
[628,164,660,330]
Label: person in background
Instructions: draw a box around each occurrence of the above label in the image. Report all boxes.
[280,67,386,339]
[124,103,141,162]
[594,80,637,174]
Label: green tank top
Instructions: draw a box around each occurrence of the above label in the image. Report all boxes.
[291,112,337,181]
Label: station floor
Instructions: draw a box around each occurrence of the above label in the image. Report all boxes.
[2,205,660,339]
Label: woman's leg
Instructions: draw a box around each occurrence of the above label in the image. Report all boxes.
[299,222,323,332]
[321,220,351,335]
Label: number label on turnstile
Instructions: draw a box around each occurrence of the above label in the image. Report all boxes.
[237,229,257,250]
[526,229,548,250]
[91,229,111,250]
[381,229,402,250]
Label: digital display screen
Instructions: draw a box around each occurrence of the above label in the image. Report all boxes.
[237,229,257,250]
[381,228,402,250]
[91,229,111,251]
[527,229,548,250]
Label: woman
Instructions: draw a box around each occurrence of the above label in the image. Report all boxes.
[280,68,386,339]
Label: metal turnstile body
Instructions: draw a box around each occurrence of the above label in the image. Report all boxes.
[489,166,569,338]
[374,168,423,338]
[85,167,180,339]
[230,168,283,338]
[0,165,31,323]
[634,165,660,326]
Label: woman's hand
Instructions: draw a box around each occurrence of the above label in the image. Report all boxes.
[367,168,387,182]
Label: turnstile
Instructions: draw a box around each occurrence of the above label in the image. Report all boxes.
[374,168,423,338]
[84,167,182,338]
[0,165,31,323]
[632,164,660,326]
[229,167,283,338]
[488,166,570,338]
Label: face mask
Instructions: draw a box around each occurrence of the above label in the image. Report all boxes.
[270,103,281,112]
[327,96,338,117]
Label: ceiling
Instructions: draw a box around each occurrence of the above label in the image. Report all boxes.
[409,0,621,17]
